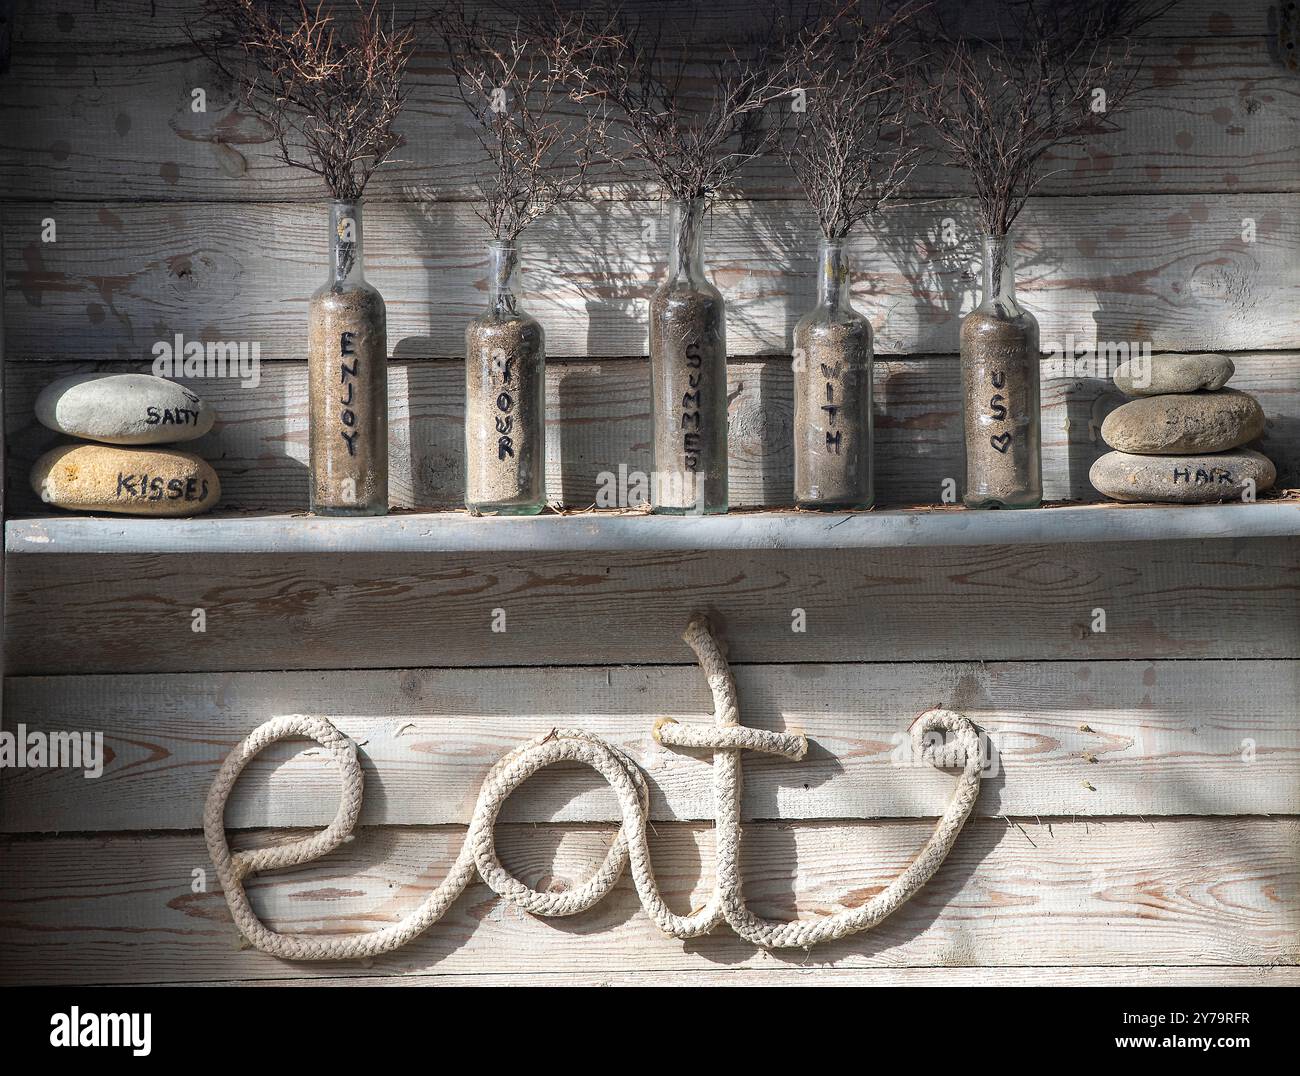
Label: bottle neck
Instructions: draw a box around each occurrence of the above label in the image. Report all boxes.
[980,234,1021,316]
[816,239,853,313]
[486,240,521,316]
[328,200,365,289]
[666,198,707,285]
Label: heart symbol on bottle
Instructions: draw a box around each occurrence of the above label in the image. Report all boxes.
[990,433,1012,454]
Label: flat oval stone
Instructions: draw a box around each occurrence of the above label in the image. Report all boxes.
[35,373,215,444]
[1090,449,1275,503]
[1112,352,1234,396]
[1101,389,1265,454]
[31,444,221,516]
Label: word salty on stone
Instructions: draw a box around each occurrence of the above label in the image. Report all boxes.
[35,372,215,445]
[32,444,221,516]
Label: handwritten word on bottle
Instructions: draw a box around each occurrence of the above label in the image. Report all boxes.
[987,369,1010,453]
[492,348,516,461]
[339,332,360,457]
[821,362,842,455]
[681,341,703,471]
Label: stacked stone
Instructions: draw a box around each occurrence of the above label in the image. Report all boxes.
[1089,353,1275,504]
[30,373,221,516]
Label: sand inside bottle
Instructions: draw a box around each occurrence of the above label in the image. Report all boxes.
[959,310,1041,508]
[465,317,545,513]
[794,318,873,508]
[307,286,388,514]
[649,289,728,513]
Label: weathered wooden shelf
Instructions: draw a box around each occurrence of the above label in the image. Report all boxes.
[6,501,1298,555]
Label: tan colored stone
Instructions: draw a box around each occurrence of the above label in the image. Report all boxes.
[1100,389,1265,454]
[1089,449,1276,504]
[31,444,221,516]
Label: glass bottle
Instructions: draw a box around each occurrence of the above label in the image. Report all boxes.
[464,239,545,515]
[793,238,874,509]
[959,233,1041,509]
[648,198,728,514]
[307,199,388,515]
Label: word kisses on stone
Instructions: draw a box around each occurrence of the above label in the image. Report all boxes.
[36,372,215,445]
[205,614,984,959]
[32,444,221,516]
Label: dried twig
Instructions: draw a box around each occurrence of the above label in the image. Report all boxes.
[783,2,928,239]
[549,1,832,202]
[435,2,609,240]
[192,0,417,200]
[915,0,1176,236]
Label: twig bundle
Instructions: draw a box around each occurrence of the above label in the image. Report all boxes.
[193,0,416,200]
[436,3,609,240]
[551,1,825,202]
[784,3,925,240]
[916,0,1175,236]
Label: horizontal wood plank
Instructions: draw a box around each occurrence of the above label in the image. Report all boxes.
[5,537,1297,674]
[10,503,1300,557]
[191,966,1300,987]
[5,4,1293,201]
[6,352,1298,512]
[0,818,1294,983]
[6,195,1298,362]
[3,660,1296,831]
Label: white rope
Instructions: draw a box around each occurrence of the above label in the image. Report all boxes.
[204,614,983,958]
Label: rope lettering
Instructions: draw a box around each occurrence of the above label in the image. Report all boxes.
[204,614,983,958]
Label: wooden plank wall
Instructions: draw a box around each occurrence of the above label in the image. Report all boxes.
[1,1,1298,510]
[1,0,1298,987]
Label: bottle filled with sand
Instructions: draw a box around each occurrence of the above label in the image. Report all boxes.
[464,240,546,515]
[648,198,728,514]
[793,238,874,509]
[307,199,388,515]
[959,234,1041,509]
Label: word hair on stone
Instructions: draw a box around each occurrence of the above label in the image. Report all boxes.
[205,613,983,958]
